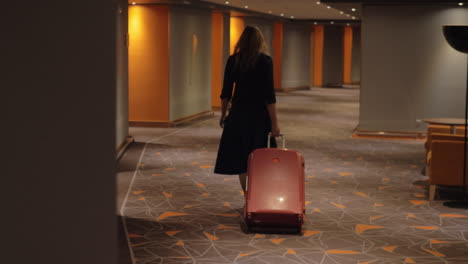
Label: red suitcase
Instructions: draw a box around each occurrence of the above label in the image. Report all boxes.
[244,134,305,234]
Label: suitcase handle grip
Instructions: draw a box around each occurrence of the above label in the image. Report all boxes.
[268,133,286,148]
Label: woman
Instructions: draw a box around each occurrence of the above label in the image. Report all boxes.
[214,26,281,192]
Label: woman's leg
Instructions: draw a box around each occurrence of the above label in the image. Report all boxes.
[238,173,247,192]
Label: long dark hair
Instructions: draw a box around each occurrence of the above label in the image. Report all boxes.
[233,26,269,72]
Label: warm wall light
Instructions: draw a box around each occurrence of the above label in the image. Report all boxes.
[290,16,295,19]
[132,2,136,5]
[280,13,284,16]
[316,1,321,4]
[352,16,356,20]
[327,6,331,9]
[225,1,229,4]
[230,17,245,54]
[340,11,344,14]
[330,21,334,24]
[314,22,318,25]
[244,5,248,8]
[459,2,464,6]
[351,8,356,12]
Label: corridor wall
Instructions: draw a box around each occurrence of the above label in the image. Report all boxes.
[343,26,353,85]
[230,17,245,54]
[322,25,344,87]
[222,14,231,69]
[129,5,212,125]
[4,0,118,263]
[313,25,324,87]
[360,5,468,132]
[211,12,231,109]
[351,26,361,84]
[273,22,283,90]
[170,6,212,121]
[244,17,274,55]
[282,22,311,90]
[129,5,170,124]
[116,1,129,150]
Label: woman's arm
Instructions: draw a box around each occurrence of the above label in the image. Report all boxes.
[265,56,280,136]
[268,103,280,137]
[220,98,230,128]
[219,56,235,128]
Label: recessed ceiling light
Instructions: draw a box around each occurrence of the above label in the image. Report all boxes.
[290,16,295,19]
[340,11,344,14]
[459,2,464,6]
[316,1,321,4]
[351,8,356,12]
[346,23,350,26]
[330,21,334,24]
[268,10,272,13]
[352,16,356,19]
[280,13,284,16]
[132,2,136,5]
[225,1,229,4]
[327,6,331,9]
[244,5,248,8]
[314,22,318,25]
[346,14,350,17]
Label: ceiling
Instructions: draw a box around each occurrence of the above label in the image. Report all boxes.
[129,0,362,21]
[201,0,361,20]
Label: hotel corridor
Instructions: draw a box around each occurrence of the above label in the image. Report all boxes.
[118,88,468,264]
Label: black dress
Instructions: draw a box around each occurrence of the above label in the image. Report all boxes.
[214,53,277,175]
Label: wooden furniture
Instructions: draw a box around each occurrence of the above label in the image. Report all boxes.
[423,118,467,134]
[426,133,468,200]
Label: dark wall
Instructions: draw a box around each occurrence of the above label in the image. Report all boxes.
[116,0,129,148]
[222,13,231,68]
[352,26,361,84]
[323,25,344,87]
[3,1,118,263]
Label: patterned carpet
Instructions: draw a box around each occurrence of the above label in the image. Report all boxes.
[120,88,468,264]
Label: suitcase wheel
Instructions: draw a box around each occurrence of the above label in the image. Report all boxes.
[297,227,303,236]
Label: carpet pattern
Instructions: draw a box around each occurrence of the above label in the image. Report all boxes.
[121,88,468,264]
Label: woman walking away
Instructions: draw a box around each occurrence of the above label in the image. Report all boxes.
[214,26,281,192]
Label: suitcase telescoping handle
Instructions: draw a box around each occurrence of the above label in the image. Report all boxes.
[267,133,286,148]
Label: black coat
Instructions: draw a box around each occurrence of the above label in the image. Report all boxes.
[214,53,277,175]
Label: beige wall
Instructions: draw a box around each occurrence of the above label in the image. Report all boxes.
[360,5,468,132]
[282,22,311,89]
[169,6,212,121]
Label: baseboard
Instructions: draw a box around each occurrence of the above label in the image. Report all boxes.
[342,84,360,89]
[116,136,134,161]
[129,121,174,127]
[353,128,425,140]
[276,86,310,92]
[172,111,215,126]
[322,83,344,88]
[129,111,215,128]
